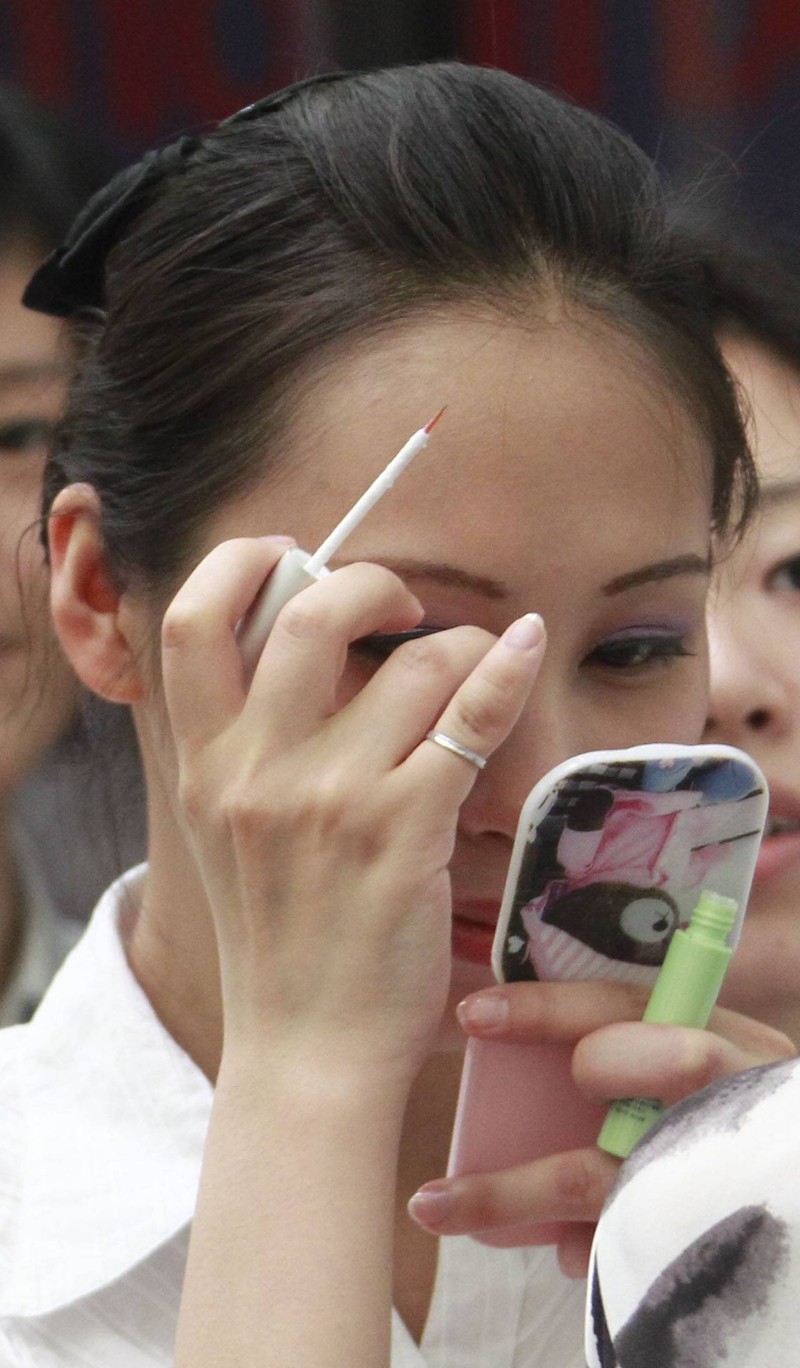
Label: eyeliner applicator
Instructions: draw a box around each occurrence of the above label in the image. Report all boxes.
[238,407,446,670]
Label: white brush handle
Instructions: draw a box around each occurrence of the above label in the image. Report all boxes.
[237,547,329,673]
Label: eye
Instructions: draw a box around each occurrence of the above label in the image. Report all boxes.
[768,555,800,594]
[585,631,694,672]
[0,418,55,454]
[351,625,444,661]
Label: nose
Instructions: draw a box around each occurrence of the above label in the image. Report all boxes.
[458,678,578,841]
[705,599,791,745]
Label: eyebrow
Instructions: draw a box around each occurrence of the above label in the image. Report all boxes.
[603,554,711,595]
[338,557,510,598]
[338,553,710,600]
[760,478,800,509]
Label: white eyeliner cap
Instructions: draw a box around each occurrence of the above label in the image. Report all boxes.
[237,546,329,672]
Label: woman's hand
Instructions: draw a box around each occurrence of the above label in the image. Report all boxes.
[407,979,795,1277]
[167,537,546,1368]
[161,536,546,1089]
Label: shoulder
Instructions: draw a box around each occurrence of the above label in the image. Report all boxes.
[0,868,211,1321]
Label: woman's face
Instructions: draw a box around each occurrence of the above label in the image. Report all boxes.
[185,306,713,998]
[707,334,800,1036]
[0,249,78,796]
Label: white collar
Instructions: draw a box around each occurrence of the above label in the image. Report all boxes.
[0,867,587,1368]
[0,866,213,1317]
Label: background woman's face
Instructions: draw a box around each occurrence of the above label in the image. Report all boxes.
[709,334,800,1036]
[165,304,713,992]
[0,248,77,796]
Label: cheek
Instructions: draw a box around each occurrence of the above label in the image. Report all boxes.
[581,654,711,753]
[631,652,710,744]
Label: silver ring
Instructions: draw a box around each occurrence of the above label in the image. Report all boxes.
[425,730,488,771]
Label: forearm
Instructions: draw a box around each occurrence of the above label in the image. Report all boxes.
[175,1050,409,1368]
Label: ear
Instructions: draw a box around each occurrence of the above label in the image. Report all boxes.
[48,484,145,703]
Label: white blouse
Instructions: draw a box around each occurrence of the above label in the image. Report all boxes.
[0,868,587,1367]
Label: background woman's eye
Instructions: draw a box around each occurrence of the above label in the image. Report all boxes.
[769,556,800,593]
[587,634,693,671]
[0,418,55,454]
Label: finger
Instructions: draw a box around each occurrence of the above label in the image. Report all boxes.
[556,1224,597,1279]
[406,1145,618,1237]
[706,1003,796,1063]
[332,622,502,769]
[402,613,546,802]
[246,561,422,740]
[162,538,293,749]
[573,1018,795,1108]
[456,980,651,1043]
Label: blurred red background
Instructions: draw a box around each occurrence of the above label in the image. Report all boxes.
[1,1,798,231]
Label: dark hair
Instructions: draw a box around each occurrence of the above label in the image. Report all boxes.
[676,211,800,374]
[37,63,756,592]
[0,85,108,255]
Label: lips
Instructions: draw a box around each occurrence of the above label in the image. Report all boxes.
[755,784,800,886]
[451,900,500,966]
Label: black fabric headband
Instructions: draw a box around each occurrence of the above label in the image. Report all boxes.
[23,70,350,320]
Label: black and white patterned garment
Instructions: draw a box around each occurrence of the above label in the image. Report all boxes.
[585,1056,800,1367]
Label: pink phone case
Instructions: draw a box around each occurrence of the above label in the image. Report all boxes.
[448,743,768,1199]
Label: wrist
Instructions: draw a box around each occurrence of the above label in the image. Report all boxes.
[217,1037,414,1129]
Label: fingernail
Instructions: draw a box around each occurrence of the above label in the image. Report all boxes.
[260,534,296,545]
[456,992,509,1033]
[407,1182,452,1229]
[501,612,545,651]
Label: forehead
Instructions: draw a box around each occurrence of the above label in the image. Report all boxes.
[274,307,706,525]
[0,250,62,372]
[209,306,713,605]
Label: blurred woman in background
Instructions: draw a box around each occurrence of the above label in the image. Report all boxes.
[588,220,800,1367]
[0,85,144,1023]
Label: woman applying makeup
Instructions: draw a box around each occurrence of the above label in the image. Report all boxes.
[0,67,789,1368]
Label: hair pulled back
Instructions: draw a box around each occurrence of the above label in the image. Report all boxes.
[40,62,755,592]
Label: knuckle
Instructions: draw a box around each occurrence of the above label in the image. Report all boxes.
[750,1023,796,1064]
[274,594,330,644]
[670,1028,738,1094]
[674,1032,727,1094]
[456,1176,497,1231]
[301,768,359,835]
[394,633,454,678]
[551,1149,611,1214]
[162,602,202,652]
[453,678,508,741]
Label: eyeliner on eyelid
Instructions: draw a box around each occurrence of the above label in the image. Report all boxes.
[352,626,443,654]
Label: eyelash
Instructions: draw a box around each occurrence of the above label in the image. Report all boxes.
[768,555,800,594]
[354,626,693,672]
[353,627,438,659]
[584,633,693,672]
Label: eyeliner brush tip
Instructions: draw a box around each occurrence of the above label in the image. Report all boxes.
[424,406,447,434]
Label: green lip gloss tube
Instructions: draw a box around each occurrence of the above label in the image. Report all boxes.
[597,889,738,1160]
